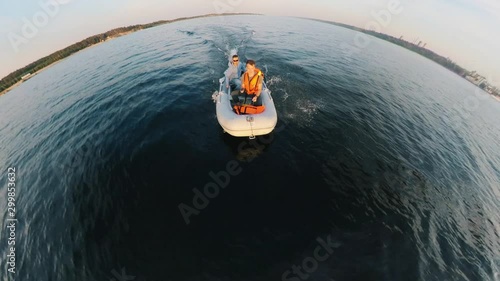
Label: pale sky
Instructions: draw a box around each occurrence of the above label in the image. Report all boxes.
[1,0,499,86]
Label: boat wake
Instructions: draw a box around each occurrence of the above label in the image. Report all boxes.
[265,76,282,86]
[211,90,219,103]
[281,99,320,127]
[261,75,318,126]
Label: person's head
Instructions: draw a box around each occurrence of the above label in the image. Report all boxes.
[246,60,256,71]
[232,55,239,64]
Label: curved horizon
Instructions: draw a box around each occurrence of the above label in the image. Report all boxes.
[1,0,499,88]
[0,14,471,77]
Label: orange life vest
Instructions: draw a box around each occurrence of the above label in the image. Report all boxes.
[233,104,266,115]
[242,68,263,94]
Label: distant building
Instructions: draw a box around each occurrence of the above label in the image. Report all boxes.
[465,71,486,86]
[485,84,495,94]
[417,41,422,47]
[21,73,32,81]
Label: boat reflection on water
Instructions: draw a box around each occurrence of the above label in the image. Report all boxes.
[221,131,276,163]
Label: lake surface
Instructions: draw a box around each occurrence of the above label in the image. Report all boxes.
[0,15,499,281]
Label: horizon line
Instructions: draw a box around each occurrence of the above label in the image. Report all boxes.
[0,13,492,87]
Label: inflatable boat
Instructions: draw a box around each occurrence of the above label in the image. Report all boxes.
[213,76,277,138]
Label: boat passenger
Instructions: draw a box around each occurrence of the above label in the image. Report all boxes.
[224,55,246,90]
[239,59,264,103]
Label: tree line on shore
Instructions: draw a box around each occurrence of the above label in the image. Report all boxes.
[0,21,169,93]
[0,13,252,93]
[311,19,467,77]
[362,30,467,76]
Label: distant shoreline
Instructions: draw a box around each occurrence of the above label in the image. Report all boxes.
[0,13,258,96]
[0,38,111,95]
[302,17,500,100]
[2,13,499,101]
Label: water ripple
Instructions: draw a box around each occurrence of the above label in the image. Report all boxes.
[0,15,499,281]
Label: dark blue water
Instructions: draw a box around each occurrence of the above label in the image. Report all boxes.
[1,15,499,281]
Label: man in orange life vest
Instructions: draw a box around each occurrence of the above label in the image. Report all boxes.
[234,59,264,104]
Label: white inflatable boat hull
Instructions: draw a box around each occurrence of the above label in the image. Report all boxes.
[214,77,277,138]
